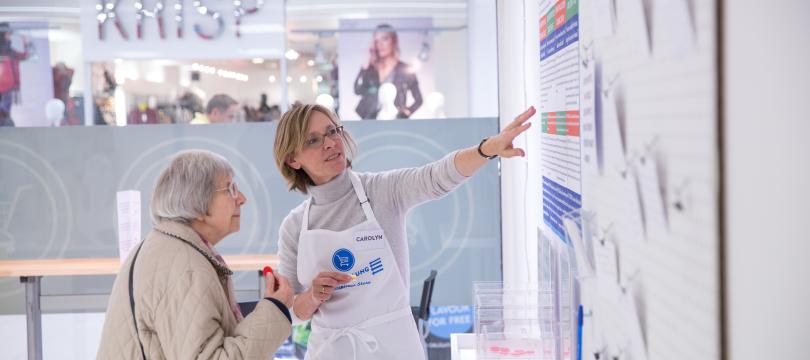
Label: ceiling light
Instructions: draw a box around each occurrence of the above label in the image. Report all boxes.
[285,49,300,60]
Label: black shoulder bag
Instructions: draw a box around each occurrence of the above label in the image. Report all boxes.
[128,241,147,360]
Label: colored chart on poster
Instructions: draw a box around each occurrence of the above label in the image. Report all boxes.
[539,0,581,242]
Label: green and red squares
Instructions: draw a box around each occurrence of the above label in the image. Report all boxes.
[541,0,579,36]
[540,15,548,40]
[566,0,579,20]
[541,111,580,137]
[555,0,567,29]
[547,12,556,37]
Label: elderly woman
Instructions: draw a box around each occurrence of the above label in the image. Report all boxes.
[273,104,534,359]
[98,150,294,359]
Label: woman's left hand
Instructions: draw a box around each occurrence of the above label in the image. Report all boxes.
[481,106,536,158]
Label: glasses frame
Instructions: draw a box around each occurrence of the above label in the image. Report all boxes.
[215,181,239,199]
[303,125,344,150]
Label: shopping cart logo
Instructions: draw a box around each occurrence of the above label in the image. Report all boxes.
[332,248,355,272]
[0,185,32,256]
[369,257,384,275]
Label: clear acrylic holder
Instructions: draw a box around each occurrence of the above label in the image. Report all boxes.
[474,282,557,359]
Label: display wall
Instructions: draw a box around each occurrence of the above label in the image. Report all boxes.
[498,0,722,359]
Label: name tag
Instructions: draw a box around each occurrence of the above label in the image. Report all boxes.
[352,229,386,251]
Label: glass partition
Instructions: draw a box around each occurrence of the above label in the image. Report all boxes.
[0,1,500,358]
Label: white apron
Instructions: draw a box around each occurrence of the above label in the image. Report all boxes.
[297,171,425,360]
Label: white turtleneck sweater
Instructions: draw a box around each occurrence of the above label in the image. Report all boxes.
[276,151,467,304]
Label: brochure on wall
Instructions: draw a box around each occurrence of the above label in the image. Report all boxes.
[579,44,599,177]
[539,0,582,242]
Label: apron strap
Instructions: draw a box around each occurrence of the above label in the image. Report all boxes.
[348,172,378,224]
[301,171,376,233]
[308,307,413,360]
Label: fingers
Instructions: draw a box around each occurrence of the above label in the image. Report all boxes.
[506,122,532,139]
[504,106,536,131]
[319,271,353,283]
[500,147,526,158]
[311,283,334,303]
[311,272,352,304]
[268,275,294,307]
[487,120,531,158]
[264,272,277,292]
[276,275,290,290]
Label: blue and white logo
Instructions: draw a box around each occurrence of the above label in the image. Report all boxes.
[370,257,384,275]
[332,248,356,272]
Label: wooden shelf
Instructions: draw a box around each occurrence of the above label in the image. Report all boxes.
[0,255,278,277]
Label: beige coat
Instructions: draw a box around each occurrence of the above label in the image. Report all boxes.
[97,221,291,359]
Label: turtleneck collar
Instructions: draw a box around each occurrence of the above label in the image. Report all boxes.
[308,169,353,205]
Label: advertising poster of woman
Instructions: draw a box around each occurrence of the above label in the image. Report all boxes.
[338,18,435,120]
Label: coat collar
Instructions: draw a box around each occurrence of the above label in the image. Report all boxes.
[153,220,233,277]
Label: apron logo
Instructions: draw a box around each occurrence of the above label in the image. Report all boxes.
[370,257,384,275]
[332,248,356,272]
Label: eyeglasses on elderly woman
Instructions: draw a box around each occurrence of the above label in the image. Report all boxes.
[216,181,239,199]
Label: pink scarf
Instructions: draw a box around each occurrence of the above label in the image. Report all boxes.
[200,239,244,322]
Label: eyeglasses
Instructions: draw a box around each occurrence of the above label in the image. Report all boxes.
[303,125,344,150]
[216,181,239,199]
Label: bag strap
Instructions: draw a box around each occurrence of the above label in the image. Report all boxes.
[128,241,147,360]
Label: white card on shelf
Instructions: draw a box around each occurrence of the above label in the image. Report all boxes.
[116,190,141,262]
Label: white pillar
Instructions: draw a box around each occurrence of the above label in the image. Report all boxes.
[724,1,810,359]
[496,0,540,288]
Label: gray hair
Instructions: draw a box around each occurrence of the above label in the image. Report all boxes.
[150,149,234,224]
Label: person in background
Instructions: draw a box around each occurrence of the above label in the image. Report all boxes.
[0,22,31,127]
[177,91,204,124]
[52,62,82,126]
[272,104,534,359]
[259,93,272,113]
[353,24,423,120]
[192,94,239,124]
[126,101,159,125]
[98,150,294,359]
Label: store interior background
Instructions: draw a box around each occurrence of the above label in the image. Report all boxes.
[3,0,492,127]
[0,1,501,359]
[0,1,808,360]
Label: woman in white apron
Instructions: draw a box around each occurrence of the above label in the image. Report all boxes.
[272,104,534,360]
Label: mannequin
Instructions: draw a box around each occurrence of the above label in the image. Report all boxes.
[44,98,65,126]
[423,91,446,119]
[52,63,83,126]
[376,83,398,120]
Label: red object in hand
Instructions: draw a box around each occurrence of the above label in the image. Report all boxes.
[263,266,279,291]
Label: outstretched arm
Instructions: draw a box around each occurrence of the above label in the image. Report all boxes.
[375,106,536,212]
[453,106,535,176]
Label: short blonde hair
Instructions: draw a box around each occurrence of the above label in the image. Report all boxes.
[273,104,357,193]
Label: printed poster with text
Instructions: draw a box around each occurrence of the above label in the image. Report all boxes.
[539,0,581,243]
